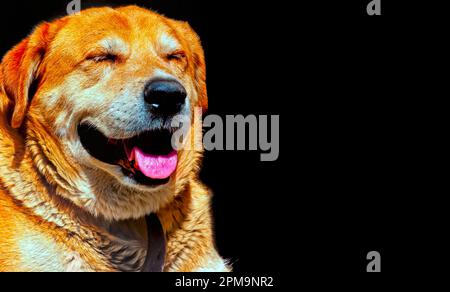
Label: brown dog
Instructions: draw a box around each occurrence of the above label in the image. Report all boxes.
[0,6,228,272]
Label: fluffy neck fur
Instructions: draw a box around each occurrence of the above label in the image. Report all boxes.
[0,116,151,271]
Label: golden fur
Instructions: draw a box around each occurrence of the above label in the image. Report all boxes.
[0,6,228,272]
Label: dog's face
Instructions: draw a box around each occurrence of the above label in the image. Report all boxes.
[0,6,207,220]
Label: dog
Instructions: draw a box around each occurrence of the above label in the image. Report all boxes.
[0,6,229,272]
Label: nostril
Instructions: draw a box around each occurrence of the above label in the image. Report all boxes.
[144,80,187,115]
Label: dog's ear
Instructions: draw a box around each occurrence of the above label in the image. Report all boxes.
[172,21,208,113]
[1,22,55,129]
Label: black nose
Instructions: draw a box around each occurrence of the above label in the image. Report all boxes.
[144,79,187,115]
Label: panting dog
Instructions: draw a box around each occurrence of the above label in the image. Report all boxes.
[0,6,228,272]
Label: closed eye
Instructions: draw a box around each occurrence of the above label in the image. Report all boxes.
[166,51,186,61]
[86,53,118,63]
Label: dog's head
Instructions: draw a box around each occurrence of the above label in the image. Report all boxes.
[0,6,207,220]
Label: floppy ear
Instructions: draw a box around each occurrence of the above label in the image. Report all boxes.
[1,22,53,129]
[173,21,208,113]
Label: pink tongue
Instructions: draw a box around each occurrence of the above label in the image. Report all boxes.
[127,147,178,180]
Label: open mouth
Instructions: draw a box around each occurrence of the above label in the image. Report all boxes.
[78,124,177,187]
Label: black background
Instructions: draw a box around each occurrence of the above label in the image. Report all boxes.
[0,0,438,277]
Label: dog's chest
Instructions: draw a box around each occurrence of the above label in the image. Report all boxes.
[18,227,147,272]
[16,230,94,272]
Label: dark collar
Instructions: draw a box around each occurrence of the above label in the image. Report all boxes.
[141,213,166,272]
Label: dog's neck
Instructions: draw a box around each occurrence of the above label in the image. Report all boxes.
[0,121,151,271]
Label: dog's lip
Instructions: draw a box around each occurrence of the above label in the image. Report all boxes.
[78,120,140,140]
[77,122,176,186]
